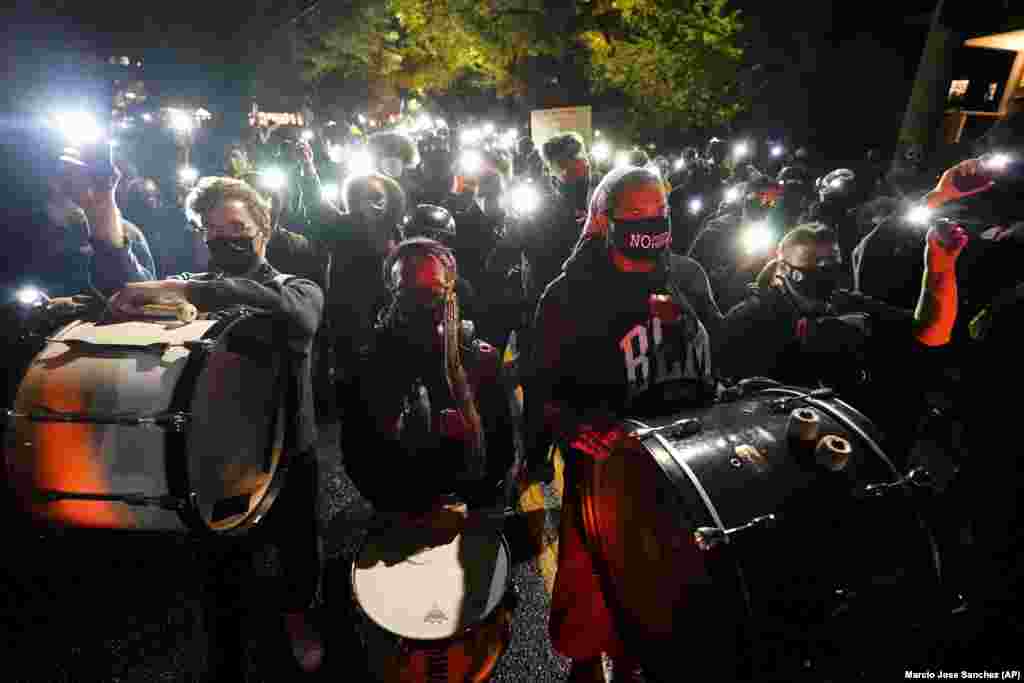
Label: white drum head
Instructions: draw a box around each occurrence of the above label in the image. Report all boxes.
[353,530,509,640]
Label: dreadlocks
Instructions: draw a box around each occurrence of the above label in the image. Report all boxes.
[381,237,487,482]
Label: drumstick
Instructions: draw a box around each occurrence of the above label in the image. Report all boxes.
[140,303,199,323]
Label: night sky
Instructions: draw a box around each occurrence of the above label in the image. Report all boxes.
[0,1,977,158]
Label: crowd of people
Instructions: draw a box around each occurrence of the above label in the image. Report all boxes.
[2,107,1023,681]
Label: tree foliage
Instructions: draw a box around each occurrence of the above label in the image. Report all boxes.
[300,0,746,129]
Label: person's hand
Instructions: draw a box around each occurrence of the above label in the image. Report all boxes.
[295,140,315,171]
[925,220,968,273]
[568,410,629,461]
[649,293,682,323]
[108,280,188,316]
[929,158,994,206]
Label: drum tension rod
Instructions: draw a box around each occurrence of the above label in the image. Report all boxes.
[693,514,777,551]
[630,417,702,439]
[34,489,189,512]
[858,466,934,498]
[7,409,191,431]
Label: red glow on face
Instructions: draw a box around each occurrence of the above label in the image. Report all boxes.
[564,158,589,181]
[612,182,666,221]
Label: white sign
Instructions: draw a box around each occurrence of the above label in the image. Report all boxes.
[530,106,593,151]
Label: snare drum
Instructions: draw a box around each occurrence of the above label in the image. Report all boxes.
[352,527,513,682]
[3,309,288,534]
[579,384,942,681]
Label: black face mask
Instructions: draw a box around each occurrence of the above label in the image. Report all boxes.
[609,217,672,260]
[207,237,260,275]
[782,262,841,304]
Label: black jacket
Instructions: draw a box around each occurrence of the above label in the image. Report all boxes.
[179,261,324,454]
[340,327,516,513]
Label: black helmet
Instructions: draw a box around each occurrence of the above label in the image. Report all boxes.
[403,204,456,245]
[705,138,727,164]
[818,168,856,202]
[777,165,812,185]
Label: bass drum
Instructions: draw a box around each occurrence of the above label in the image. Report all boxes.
[580,385,942,682]
[352,526,514,682]
[3,308,288,534]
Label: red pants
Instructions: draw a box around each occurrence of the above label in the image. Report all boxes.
[549,457,626,661]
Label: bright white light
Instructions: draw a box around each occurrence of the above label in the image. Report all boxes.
[460,128,482,146]
[327,144,343,164]
[178,166,199,184]
[301,130,314,142]
[358,114,367,124]
[500,128,518,149]
[740,221,775,254]
[53,112,102,146]
[724,186,741,203]
[460,149,484,175]
[986,153,1012,171]
[261,167,287,192]
[109,139,119,148]
[16,287,47,307]
[829,178,844,189]
[348,150,374,175]
[119,119,131,129]
[142,113,153,122]
[168,109,193,134]
[733,142,749,159]
[321,183,339,202]
[593,142,612,162]
[417,114,432,130]
[595,130,602,138]
[482,122,495,136]
[615,151,630,168]
[675,158,686,170]
[771,145,784,158]
[906,205,933,226]
[688,197,703,214]
[436,118,448,128]
[505,184,542,214]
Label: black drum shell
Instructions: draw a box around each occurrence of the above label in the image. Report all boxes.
[580,387,941,681]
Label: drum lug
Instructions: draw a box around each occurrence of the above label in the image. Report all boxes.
[693,513,778,551]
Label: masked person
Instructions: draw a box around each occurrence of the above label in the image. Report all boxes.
[105,177,326,675]
[330,172,407,385]
[341,237,518,519]
[522,167,717,682]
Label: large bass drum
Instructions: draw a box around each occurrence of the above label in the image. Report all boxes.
[3,308,288,534]
[580,384,942,682]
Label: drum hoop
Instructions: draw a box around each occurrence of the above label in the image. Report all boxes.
[624,418,730,544]
[167,310,291,535]
[350,529,512,642]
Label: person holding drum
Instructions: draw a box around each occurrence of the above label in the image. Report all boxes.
[714,158,983,460]
[340,236,519,522]
[104,176,327,674]
[522,166,717,682]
